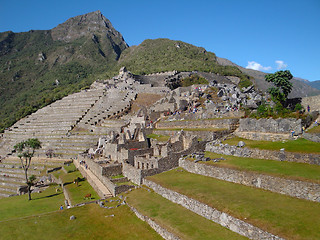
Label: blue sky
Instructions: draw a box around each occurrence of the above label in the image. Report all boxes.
[0,0,319,81]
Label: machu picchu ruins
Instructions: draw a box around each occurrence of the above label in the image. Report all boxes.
[1,65,320,239]
[1,9,320,240]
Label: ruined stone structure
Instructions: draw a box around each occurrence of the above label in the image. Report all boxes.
[235,118,303,141]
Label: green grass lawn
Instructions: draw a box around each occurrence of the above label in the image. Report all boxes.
[126,188,247,240]
[307,125,320,134]
[203,152,320,183]
[0,203,162,240]
[63,163,77,173]
[147,133,170,142]
[56,169,100,205]
[223,136,320,153]
[148,168,320,240]
[0,185,65,222]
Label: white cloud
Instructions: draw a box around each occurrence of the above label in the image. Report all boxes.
[275,60,288,70]
[246,61,272,71]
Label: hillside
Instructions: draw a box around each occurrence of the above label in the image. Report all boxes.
[307,80,320,90]
[117,38,252,87]
[0,10,128,132]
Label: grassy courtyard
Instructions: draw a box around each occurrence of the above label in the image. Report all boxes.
[148,168,320,240]
[0,201,162,240]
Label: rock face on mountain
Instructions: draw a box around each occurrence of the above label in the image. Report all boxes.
[51,10,128,59]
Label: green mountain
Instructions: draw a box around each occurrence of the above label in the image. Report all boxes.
[117,38,252,86]
[0,11,128,132]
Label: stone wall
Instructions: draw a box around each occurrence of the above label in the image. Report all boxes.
[143,179,282,240]
[303,132,320,143]
[127,203,180,240]
[235,118,302,141]
[179,159,320,202]
[154,129,233,141]
[205,142,320,165]
[302,95,320,112]
[77,157,132,196]
[156,118,239,130]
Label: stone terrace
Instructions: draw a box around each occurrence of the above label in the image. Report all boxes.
[0,157,66,198]
[0,88,105,157]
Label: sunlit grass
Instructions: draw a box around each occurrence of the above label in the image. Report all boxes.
[203,152,320,183]
[223,136,320,153]
[148,168,320,240]
[126,188,247,240]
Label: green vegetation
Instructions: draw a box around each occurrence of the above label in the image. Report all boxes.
[249,100,305,119]
[0,29,119,132]
[118,39,252,87]
[0,185,65,221]
[203,152,320,183]
[265,70,293,104]
[308,125,320,134]
[126,188,247,240]
[63,163,77,173]
[54,167,99,205]
[0,200,162,240]
[147,133,170,142]
[14,138,42,200]
[148,168,320,240]
[180,74,208,87]
[0,33,252,132]
[111,174,125,179]
[223,136,320,153]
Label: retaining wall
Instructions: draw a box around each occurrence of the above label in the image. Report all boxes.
[205,142,320,165]
[128,203,180,240]
[143,179,283,240]
[235,118,303,141]
[179,159,320,202]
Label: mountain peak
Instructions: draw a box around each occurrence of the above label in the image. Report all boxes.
[51,10,125,43]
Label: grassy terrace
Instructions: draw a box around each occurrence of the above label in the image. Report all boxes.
[126,188,247,240]
[201,152,320,183]
[53,164,99,205]
[0,186,65,222]
[147,168,320,240]
[0,199,162,240]
[307,125,320,134]
[223,136,320,154]
[147,133,170,142]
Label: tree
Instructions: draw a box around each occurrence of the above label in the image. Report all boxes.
[265,70,293,104]
[14,138,41,200]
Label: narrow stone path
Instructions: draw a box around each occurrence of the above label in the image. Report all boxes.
[74,159,112,198]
